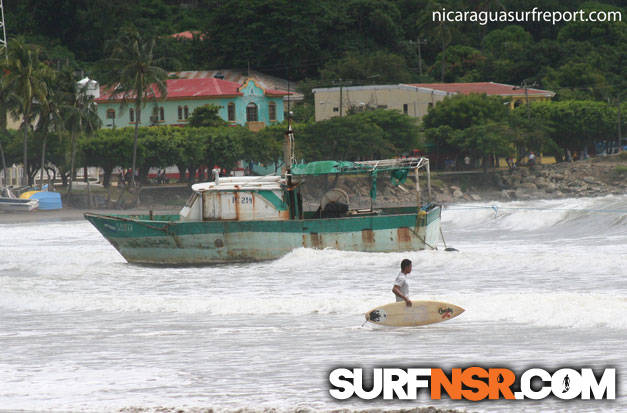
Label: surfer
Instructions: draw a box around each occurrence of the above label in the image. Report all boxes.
[392,259,413,307]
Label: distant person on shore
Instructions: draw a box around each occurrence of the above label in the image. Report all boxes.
[393,259,413,307]
[528,152,536,168]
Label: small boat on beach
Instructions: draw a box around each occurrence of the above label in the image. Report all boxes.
[85,124,442,265]
[19,186,63,210]
[0,187,39,212]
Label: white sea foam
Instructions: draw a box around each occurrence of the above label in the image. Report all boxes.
[442,194,627,233]
[1,196,626,412]
[2,286,625,330]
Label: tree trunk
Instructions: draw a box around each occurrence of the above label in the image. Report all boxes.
[68,130,77,194]
[39,135,47,189]
[131,103,140,187]
[0,137,7,187]
[176,164,187,183]
[102,166,113,188]
[22,118,29,186]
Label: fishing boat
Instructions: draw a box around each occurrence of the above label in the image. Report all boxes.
[84,125,442,265]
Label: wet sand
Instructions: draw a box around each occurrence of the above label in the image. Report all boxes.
[0,207,180,225]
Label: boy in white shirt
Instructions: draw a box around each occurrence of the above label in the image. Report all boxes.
[392,259,413,307]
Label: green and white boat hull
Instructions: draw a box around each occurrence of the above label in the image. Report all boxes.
[84,206,441,265]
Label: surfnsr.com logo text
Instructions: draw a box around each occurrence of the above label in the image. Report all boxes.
[329,367,615,401]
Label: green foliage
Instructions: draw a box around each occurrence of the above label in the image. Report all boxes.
[5,37,52,184]
[290,103,315,123]
[481,25,535,84]
[244,124,284,164]
[298,115,389,161]
[508,113,559,158]
[432,45,485,82]
[78,125,280,186]
[6,0,626,101]
[423,94,509,130]
[320,51,413,84]
[423,94,516,168]
[101,27,168,185]
[293,109,420,161]
[614,165,627,175]
[521,100,618,151]
[350,109,421,153]
[188,105,227,128]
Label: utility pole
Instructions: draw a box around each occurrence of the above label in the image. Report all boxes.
[417,38,427,77]
[514,80,537,122]
[618,99,622,151]
[339,81,343,117]
[0,0,6,63]
[332,79,352,117]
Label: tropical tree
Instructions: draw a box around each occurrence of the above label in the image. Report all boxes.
[5,38,50,185]
[0,71,18,185]
[64,81,101,193]
[103,28,167,187]
[33,81,61,188]
[188,104,226,128]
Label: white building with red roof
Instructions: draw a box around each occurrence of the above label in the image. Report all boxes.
[96,77,290,131]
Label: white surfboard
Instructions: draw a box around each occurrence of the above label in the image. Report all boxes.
[365,300,464,327]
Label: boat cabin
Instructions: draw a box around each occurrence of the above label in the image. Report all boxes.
[179,157,432,223]
[180,176,291,221]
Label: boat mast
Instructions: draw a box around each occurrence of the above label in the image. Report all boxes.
[283,115,299,219]
[283,116,295,174]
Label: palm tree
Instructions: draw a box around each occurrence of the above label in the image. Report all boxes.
[33,70,65,189]
[0,70,18,186]
[103,28,167,187]
[64,81,101,194]
[5,38,50,186]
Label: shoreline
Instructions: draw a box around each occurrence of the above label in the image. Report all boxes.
[2,155,624,225]
[117,408,466,413]
[1,191,623,225]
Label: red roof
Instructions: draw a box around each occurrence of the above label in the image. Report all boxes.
[170,30,204,40]
[408,82,554,97]
[96,78,290,102]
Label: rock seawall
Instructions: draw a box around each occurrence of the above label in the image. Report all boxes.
[430,154,626,204]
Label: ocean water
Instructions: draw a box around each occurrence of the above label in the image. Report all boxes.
[0,195,625,412]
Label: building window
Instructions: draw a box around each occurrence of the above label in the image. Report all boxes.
[129,108,135,122]
[150,106,159,123]
[184,105,189,119]
[159,107,165,121]
[428,102,434,110]
[333,107,339,112]
[268,101,276,121]
[403,104,408,114]
[228,102,235,121]
[178,106,183,120]
[246,102,258,122]
[106,109,115,119]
